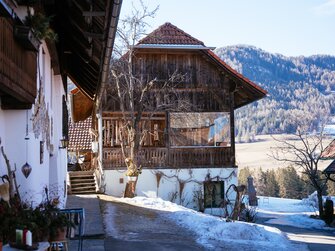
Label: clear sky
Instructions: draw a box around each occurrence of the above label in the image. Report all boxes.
[119,0,335,57]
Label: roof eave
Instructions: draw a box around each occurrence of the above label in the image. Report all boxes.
[132,44,216,50]
[204,50,267,108]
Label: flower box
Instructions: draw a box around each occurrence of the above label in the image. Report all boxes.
[14,26,40,51]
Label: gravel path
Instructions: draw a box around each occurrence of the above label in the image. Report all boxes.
[99,195,204,251]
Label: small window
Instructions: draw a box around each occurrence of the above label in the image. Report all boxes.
[204,181,224,208]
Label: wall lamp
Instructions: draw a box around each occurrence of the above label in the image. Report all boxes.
[59,137,69,149]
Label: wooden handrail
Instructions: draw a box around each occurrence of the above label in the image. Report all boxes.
[103,146,232,169]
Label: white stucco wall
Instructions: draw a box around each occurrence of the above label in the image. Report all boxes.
[104,167,237,211]
[0,42,67,206]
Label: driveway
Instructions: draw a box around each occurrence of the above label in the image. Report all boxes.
[99,195,204,251]
[256,216,335,251]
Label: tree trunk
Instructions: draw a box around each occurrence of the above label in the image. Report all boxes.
[124,178,138,198]
[1,146,15,198]
[317,189,324,219]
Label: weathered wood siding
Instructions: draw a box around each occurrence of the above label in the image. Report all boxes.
[105,50,232,112]
[0,17,37,109]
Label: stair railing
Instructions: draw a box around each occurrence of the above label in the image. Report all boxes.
[94,156,105,193]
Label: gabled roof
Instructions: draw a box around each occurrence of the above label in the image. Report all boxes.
[321,139,335,159]
[136,22,267,108]
[138,22,205,45]
[323,159,335,175]
[68,116,92,152]
[70,88,93,123]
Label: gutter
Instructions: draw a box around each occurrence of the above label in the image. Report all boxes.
[94,0,123,117]
[0,0,15,18]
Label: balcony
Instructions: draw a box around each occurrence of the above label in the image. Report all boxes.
[0,17,37,109]
[103,146,233,169]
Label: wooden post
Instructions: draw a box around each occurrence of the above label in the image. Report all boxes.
[230,93,236,167]
[165,112,170,167]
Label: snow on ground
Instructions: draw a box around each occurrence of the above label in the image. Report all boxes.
[111,196,306,250]
[257,196,333,230]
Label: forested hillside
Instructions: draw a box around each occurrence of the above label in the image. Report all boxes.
[215,45,335,142]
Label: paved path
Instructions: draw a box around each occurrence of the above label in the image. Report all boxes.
[100,195,204,251]
[257,216,335,251]
[66,195,332,251]
[66,195,105,251]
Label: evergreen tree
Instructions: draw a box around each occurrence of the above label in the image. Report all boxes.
[301,172,315,197]
[255,168,280,197]
[263,169,280,197]
[256,168,267,196]
[238,167,252,186]
[327,176,335,196]
[277,166,303,199]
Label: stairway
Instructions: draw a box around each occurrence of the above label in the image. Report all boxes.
[68,171,97,194]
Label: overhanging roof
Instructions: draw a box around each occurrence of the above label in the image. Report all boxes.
[321,139,335,159]
[204,50,267,108]
[46,0,122,103]
[323,160,335,175]
[70,88,94,122]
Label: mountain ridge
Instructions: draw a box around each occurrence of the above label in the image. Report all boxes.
[214,45,335,141]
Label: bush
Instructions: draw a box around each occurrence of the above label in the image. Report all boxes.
[239,204,258,223]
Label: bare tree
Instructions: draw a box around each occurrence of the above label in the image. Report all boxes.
[104,1,192,197]
[271,127,329,218]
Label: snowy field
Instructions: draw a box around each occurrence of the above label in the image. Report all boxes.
[236,134,333,170]
[107,196,309,250]
[257,195,334,230]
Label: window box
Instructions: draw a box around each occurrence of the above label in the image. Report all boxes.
[14,25,40,51]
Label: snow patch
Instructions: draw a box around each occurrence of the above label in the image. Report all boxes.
[110,196,306,250]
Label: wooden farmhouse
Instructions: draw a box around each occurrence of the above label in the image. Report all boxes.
[101,23,267,211]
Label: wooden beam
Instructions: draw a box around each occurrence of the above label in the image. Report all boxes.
[83,32,103,39]
[1,96,32,110]
[229,92,236,167]
[82,11,105,17]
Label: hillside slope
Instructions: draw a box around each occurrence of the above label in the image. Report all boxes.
[215,45,335,141]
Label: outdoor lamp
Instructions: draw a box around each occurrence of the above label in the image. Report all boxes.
[59,137,69,149]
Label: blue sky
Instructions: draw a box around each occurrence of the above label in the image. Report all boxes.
[120,0,335,57]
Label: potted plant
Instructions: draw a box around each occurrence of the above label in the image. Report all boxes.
[24,12,57,41]
[0,189,73,244]
[48,212,74,242]
[14,11,57,51]
[14,25,40,51]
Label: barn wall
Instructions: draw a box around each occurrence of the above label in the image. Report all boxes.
[104,167,237,212]
[105,50,232,112]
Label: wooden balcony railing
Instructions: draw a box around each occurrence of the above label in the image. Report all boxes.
[0,17,37,109]
[103,147,232,169]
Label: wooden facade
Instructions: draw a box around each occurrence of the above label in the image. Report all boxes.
[103,49,236,169]
[105,50,231,113]
[102,23,267,170]
[0,17,37,109]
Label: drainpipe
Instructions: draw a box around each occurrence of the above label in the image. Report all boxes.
[94,0,123,114]
[91,0,122,191]
[96,113,103,171]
